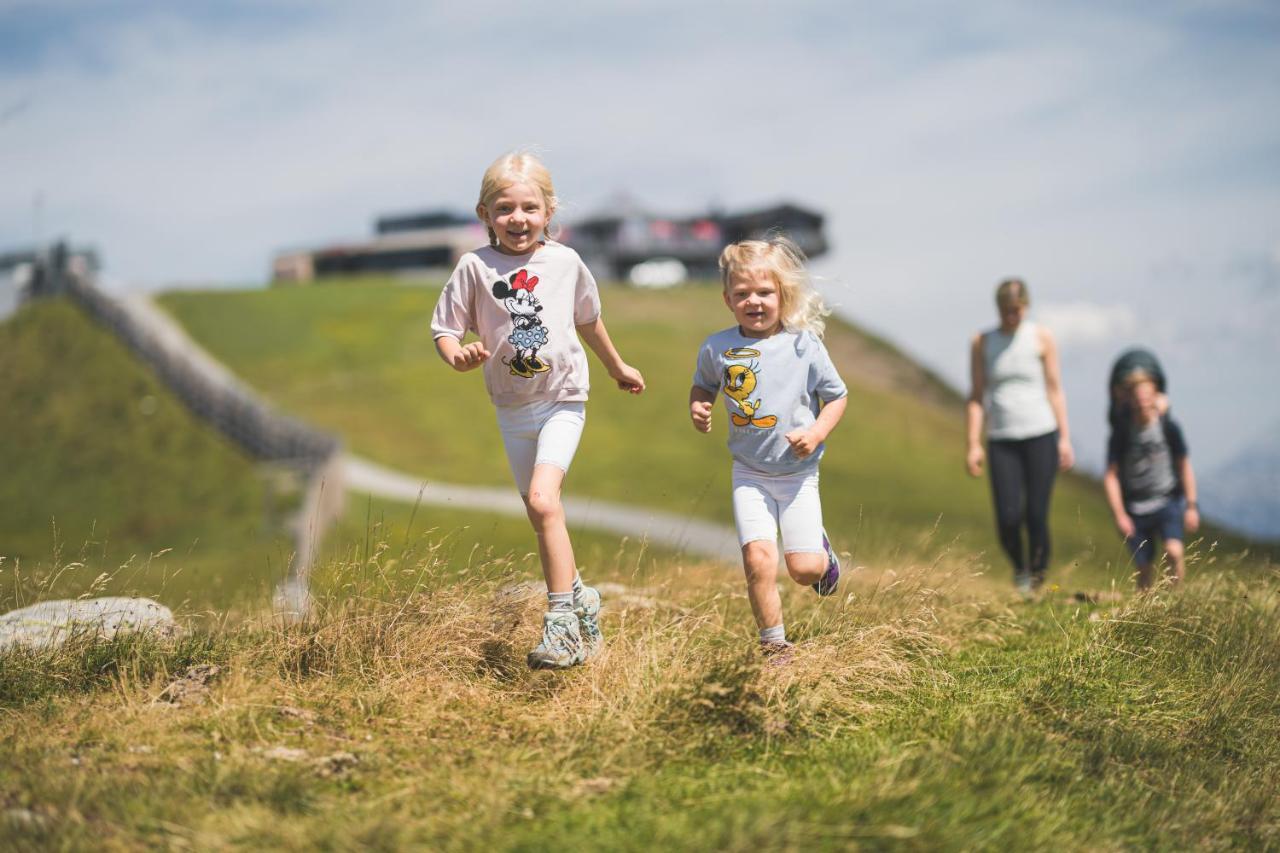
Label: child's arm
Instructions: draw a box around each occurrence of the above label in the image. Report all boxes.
[577,316,645,393]
[785,396,848,459]
[689,385,715,433]
[1103,463,1134,537]
[434,335,489,372]
[1179,456,1200,533]
[965,333,986,477]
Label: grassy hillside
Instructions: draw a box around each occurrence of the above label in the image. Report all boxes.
[162,280,1135,586]
[0,298,674,613]
[1,552,1276,849]
[6,287,1277,850]
[0,299,288,612]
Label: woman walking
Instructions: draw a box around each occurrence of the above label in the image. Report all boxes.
[966,278,1074,595]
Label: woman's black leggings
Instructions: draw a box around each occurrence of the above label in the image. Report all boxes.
[987,431,1059,578]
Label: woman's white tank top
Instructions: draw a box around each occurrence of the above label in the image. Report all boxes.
[982,320,1058,441]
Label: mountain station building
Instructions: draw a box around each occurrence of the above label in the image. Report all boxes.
[271,203,827,285]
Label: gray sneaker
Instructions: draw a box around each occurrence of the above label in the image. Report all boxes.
[574,586,603,660]
[527,610,586,670]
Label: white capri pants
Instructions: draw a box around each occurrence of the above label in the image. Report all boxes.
[731,461,826,553]
[495,400,586,495]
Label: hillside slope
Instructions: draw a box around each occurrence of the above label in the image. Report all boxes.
[5,291,1276,850]
[0,299,286,611]
[0,299,665,611]
[161,281,1141,586]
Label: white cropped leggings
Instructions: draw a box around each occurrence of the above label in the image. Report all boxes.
[731,461,825,553]
[494,400,586,496]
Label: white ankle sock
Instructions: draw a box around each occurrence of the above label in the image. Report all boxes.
[571,573,585,599]
[548,591,574,612]
[759,624,786,644]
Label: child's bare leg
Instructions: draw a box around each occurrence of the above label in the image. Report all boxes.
[742,541,783,630]
[1163,539,1185,586]
[1135,561,1154,592]
[783,552,824,586]
[523,463,576,594]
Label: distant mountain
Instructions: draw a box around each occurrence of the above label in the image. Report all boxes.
[1200,425,1280,542]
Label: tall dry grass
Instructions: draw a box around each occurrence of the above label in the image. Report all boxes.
[252,550,988,760]
[2,540,1277,849]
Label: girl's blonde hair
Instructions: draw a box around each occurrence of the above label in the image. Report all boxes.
[476,151,560,246]
[719,235,829,337]
[995,277,1030,308]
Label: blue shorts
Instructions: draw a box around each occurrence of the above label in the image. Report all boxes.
[1125,497,1185,565]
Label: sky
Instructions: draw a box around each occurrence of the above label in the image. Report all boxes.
[2,0,1278,486]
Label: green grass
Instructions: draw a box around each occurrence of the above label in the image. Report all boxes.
[5,284,1258,620]
[3,282,1275,849]
[0,299,293,613]
[158,280,1141,584]
[1,549,1275,849]
[325,494,686,599]
[0,295,686,615]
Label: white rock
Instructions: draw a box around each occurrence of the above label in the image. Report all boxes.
[0,597,177,651]
[3,807,49,833]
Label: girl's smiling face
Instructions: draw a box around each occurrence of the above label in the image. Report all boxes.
[724,265,782,338]
[480,181,549,255]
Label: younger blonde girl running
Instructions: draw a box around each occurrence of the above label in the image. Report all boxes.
[689,237,847,655]
[431,152,645,670]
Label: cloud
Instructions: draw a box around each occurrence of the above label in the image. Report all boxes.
[2,3,1277,284]
[1035,302,1137,347]
[1,1,1278,472]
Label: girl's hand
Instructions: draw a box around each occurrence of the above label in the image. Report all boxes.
[1057,436,1075,471]
[449,342,490,372]
[785,428,820,459]
[690,400,713,433]
[966,445,985,477]
[1185,504,1200,533]
[611,363,645,394]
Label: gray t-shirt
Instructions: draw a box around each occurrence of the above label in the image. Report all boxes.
[1115,419,1181,515]
[693,327,847,475]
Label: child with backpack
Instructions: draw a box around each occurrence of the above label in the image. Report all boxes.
[1103,372,1199,590]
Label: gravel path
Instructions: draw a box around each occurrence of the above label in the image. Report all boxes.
[119,294,249,388]
[342,454,739,562]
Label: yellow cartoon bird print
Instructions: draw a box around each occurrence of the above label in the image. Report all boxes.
[723,363,778,429]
